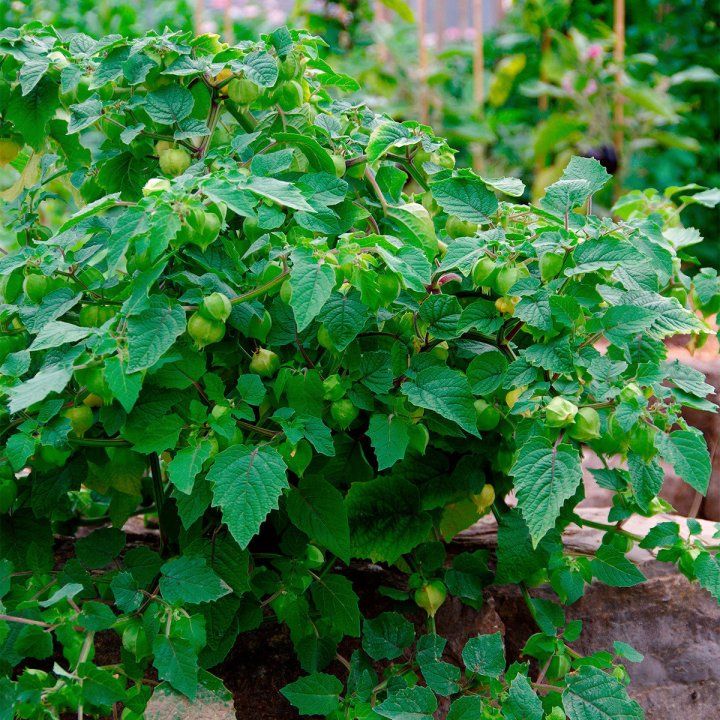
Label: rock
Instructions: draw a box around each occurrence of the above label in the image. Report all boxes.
[460,509,720,719]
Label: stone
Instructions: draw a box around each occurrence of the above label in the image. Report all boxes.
[460,509,720,720]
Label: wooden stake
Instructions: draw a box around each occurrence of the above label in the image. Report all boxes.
[417,0,429,125]
[194,0,204,35]
[460,0,469,31]
[375,1,390,65]
[472,0,485,170]
[613,0,626,168]
[472,0,484,109]
[223,1,234,44]
[435,1,445,52]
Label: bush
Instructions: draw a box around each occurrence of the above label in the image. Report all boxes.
[0,24,719,719]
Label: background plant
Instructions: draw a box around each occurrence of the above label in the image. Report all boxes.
[0,21,719,720]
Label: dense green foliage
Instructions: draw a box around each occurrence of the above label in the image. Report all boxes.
[0,22,719,720]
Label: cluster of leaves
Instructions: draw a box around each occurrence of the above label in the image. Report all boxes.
[0,22,719,720]
[0,0,194,39]
[341,1,719,237]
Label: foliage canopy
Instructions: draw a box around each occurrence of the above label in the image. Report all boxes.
[0,23,719,719]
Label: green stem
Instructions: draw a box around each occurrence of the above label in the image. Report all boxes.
[387,153,429,190]
[575,515,643,542]
[364,165,388,215]
[149,452,167,555]
[68,437,130,447]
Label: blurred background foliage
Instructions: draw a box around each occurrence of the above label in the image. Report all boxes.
[0,0,717,266]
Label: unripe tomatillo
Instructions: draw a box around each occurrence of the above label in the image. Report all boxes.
[187,312,226,348]
[159,148,191,177]
[414,580,447,617]
[567,406,601,441]
[471,256,496,286]
[249,347,280,377]
[545,397,578,427]
[200,292,232,323]
[330,399,359,429]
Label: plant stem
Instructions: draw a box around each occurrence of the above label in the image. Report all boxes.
[575,515,642,542]
[0,614,52,629]
[149,452,168,555]
[364,165,388,215]
[387,153,429,190]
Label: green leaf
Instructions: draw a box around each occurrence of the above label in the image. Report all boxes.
[375,686,438,720]
[290,247,336,331]
[613,641,644,663]
[437,236,486,274]
[418,295,462,340]
[467,350,508,394]
[168,440,215,495]
[402,366,479,436]
[504,674,543,720]
[286,476,351,563]
[376,245,433,292]
[126,296,186,373]
[655,429,711,494]
[104,355,143,413]
[208,445,288,549]
[245,175,314,211]
[152,635,199,699]
[447,696,486,720]
[560,156,611,195]
[694,552,720,602]
[274,132,335,174]
[160,556,231,605]
[6,77,59,149]
[627,454,663,512]
[386,203,438,259]
[346,477,431,563]
[568,239,640,276]
[144,85,194,125]
[8,363,74,414]
[540,179,591,216]
[68,97,103,133]
[482,176,526,197]
[366,121,412,162]
[461,632,505,678]
[419,656,460,696]
[236,50,279,87]
[563,666,644,720]
[511,439,583,546]
[310,574,360,637]
[367,414,410,471]
[280,673,343,716]
[122,403,184,454]
[430,175,499,223]
[590,545,646,587]
[362,612,415,660]
[319,292,369,351]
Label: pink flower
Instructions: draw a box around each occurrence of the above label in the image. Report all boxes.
[586,43,603,61]
[584,78,598,96]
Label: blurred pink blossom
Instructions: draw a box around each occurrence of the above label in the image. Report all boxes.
[586,43,603,60]
[584,78,598,95]
[444,26,476,42]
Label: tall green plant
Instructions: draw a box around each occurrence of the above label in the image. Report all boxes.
[0,24,719,719]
